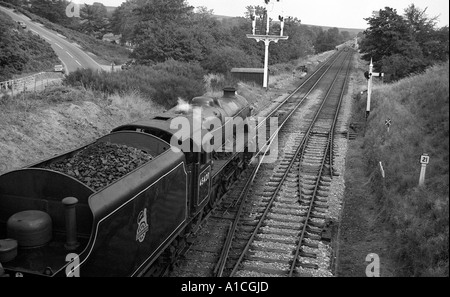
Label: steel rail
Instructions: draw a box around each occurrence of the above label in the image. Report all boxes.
[190,50,344,233]
[213,50,349,277]
[288,51,354,277]
[217,50,352,277]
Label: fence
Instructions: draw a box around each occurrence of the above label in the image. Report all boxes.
[0,72,63,97]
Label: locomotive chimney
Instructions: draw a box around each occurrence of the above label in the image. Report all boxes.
[223,87,236,98]
[62,197,80,251]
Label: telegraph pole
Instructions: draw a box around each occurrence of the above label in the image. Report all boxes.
[247,0,288,89]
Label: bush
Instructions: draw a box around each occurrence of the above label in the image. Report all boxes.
[64,60,206,107]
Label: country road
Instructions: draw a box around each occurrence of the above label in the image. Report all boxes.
[0,6,116,75]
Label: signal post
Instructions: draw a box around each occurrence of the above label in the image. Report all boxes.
[247,1,288,89]
[365,58,384,119]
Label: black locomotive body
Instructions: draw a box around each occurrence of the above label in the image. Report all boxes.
[0,88,254,277]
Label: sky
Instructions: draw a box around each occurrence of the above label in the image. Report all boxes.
[78,0,449,29]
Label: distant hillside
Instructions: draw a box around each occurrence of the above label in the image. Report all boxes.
[0,10,59,81]
[79,7,364,35]
[307,24,363,36]
[211,14,363,36]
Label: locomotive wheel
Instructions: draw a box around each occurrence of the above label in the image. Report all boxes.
[209,186,220,208]
[223,177,231,191]
[217,185,224,200]
[191,209,204,232]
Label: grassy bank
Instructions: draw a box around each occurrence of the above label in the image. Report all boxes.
[0,85,165,173]
[0,2,129,65]
[0,10,59,81]
[362,62,449,276]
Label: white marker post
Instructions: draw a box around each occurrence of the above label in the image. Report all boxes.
[419,154,430,187]
[379,161,385,178]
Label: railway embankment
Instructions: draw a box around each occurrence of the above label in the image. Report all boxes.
[0,88,165,173]
[336,60,449,277]
[0,49,334,176]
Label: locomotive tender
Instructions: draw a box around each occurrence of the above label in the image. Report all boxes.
[0,88,254,277]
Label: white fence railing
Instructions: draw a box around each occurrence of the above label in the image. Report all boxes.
[0,72,63,97]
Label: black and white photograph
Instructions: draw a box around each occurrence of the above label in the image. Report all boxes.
[0,0,448,287]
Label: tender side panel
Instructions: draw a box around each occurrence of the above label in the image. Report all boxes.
[81,153,188,276]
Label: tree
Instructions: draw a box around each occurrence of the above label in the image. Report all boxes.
[110,0,141,43]
[28,0,70,24]
[79,2,109,38]
[360,5,448,79]
[126,0,197,62]
[403,5,448,62]
[314,27,343,53]
[341,31,351,40]
[269,22,315,62]
[131,22,206,64]
[360,8,412,62]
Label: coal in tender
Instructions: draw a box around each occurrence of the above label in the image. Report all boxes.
[43,142,153,191]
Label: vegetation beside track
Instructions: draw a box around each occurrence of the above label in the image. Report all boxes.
[341,61,449,277]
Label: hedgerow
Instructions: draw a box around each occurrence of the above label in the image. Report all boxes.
[64,59,206,107]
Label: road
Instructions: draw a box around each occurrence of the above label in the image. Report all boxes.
[0,6,113,75]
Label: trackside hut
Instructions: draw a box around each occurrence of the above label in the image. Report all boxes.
[231,68,268,87]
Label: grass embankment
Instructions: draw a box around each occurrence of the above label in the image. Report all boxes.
[362,62,449,276]
[0,1,129,65]
[0,10,59,81]
[0,85,165,173]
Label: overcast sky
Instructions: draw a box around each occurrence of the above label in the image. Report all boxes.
[79,0,449,29]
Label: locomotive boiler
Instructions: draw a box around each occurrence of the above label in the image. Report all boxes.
[0,87,254,277]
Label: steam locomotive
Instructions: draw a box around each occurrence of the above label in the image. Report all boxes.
[0,87,255,277]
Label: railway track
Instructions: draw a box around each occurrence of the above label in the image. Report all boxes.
[169,48,354,277]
